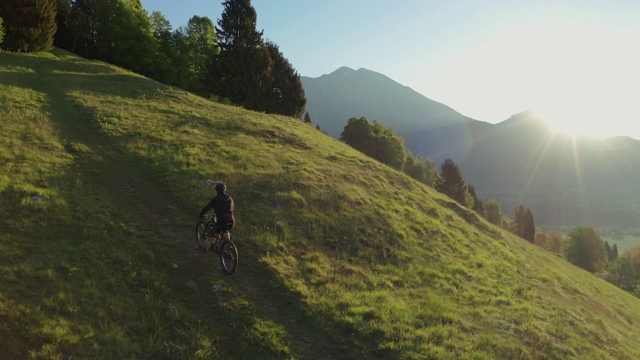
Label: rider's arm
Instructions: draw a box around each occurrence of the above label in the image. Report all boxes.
[198,198,215,218]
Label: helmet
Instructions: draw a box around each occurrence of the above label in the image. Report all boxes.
[215,183,227,193]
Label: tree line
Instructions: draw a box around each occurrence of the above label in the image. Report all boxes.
[0,0,306,118]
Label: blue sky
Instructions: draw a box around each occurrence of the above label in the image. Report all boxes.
[140,0,640,139]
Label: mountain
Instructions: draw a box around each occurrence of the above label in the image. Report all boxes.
[301,67,492,160]
[458,111,640,227]
[302,68,640,229]
[3,49,640,359]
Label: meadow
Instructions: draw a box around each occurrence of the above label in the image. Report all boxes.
[1,49,639,359]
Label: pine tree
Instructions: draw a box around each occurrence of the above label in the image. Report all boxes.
[264,41,306,117]
[523,208,535,242]
[610,243,619,261]
[436,159,468,205]
[213,0,272,111]
[0,0,57,52]
[303,111,312,123]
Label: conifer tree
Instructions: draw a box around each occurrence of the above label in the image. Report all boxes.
[610,243,619,262]
[509,205,535,242]
[0,0,57,52]
[264,41,306,117]
[213,0,272,111]
[303,111,312,123]
[436,159,468,205]
[523,208,535,242]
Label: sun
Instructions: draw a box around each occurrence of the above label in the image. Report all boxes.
[430,20,640,140]
[512,23,640,139]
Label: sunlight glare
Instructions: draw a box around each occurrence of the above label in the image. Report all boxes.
[427,20,640,140]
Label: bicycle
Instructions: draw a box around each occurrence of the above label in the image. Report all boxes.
[195,215,239,275]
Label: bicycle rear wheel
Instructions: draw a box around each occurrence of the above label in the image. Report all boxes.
[195,220,211,252]
[220,240,238,275]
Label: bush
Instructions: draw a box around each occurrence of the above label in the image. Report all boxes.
[563,226,607,273]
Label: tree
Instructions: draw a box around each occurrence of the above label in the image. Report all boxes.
[403,154,439,188]
[523,208,535,242]
[213,0,272,111]
[509,204,526,238]
[563,226,608,273]
[92,0,157,76]
[610,243,619,262]
[467,184,485,216]
[59,0,158,75]
[607,245,639,291]
[341,117,373,153]
[183,15,219,94]
[370,121,406,169]
[509,205,534,242]
[534,232,547,248]
[0,17,4,46]
[607,254,636,291]
[0,0,57,52]
[148,11,178,84]
[341,117,406,169]
[534,229,563,254]
[303,111,312,123]
[436,159,469,206]
[264,41,306,117]
[547,230,563,254]
[54,0,93,55]
[485,198,503,225]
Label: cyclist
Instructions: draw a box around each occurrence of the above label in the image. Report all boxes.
[199,183,235,250]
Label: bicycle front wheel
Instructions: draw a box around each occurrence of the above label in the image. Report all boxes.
[195,220,211,252]
[220,240,238,275]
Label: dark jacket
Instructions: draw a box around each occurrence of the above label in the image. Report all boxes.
[199,193,235,222]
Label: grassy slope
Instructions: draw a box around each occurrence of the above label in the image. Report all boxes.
[1,49,639,360]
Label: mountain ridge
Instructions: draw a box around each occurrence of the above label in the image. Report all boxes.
[302,67,640,229]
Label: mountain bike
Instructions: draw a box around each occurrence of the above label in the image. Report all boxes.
[195,215,238,275]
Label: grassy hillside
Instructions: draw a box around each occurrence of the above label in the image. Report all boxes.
[1,49,639,360]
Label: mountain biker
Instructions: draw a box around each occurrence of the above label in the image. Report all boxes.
[199,183,235,249]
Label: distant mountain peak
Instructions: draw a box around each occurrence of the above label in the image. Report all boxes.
[328,66,355,77]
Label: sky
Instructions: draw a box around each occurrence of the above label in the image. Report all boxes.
[140,0,640,139]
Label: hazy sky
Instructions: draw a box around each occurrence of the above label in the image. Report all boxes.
[140,0,640,139]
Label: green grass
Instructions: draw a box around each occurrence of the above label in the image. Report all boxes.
[1,48,640,359]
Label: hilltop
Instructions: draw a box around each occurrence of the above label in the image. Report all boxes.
[1,49,640,359]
